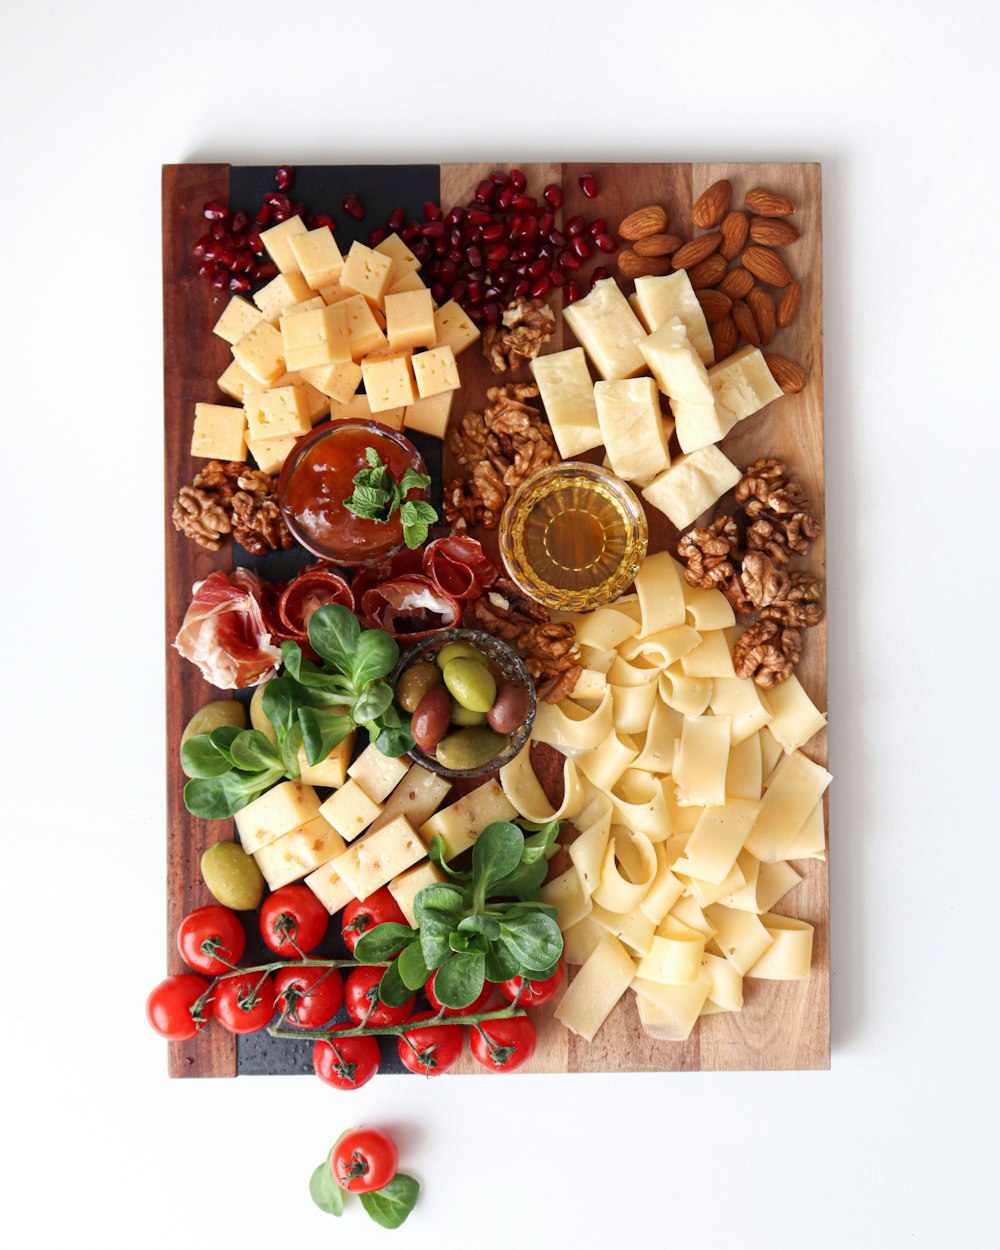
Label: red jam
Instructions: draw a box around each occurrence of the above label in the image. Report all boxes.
[279,421,425,565]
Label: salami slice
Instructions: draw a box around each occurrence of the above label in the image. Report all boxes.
[174,568,282,690]
[361,574,463,640]
[422,536,498,601]
[278,566,355,640]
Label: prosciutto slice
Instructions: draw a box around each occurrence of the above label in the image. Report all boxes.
[278,564,355,640]
[361,574,462,640]
[174,568,282,690]
[422,536,498,601]
[349,546,425,604]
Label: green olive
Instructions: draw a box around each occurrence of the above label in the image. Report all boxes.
[181,701,248,776]
[443,657,497,713]
[396,661,443,713]
[436,641,489,671]
[200,840,265,911]
[450,699,488,727]
[436,728,510,771]
[249,686,276,746]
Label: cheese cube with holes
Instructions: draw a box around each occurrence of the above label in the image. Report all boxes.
[633,272,714,365]
[341,241,394,307]
[319,778,383,843]
[389,860,446,927]
[235,781,323,856]
[253,271,314,323]
[563,278,647,380]
[639,317,729,452]
[331,393,406,429]
[419,779,518,859]
[432,300,480,356]
[244,386,312,442]
[404,391,454,440]
[594,377,671,482]
[281,297,326,319]
[376,231,421,278]
[232,321,286,388]
[213,296,264,345]
[341,295,388,359]
[191,403,247,461]
[347,744,411,804]
[361,355,416,412]
[529,347,602,457]
[217,359,258,402]
[247,433,298,475]
[641,444,741,529]
[253,814,347,891]
[386,269,427,296]
[368,764,452,834]
[298,733,354,789]
[331,816,427,901]
[297,361,362,405]
[288,226,344,290]
[280,303,351,371]
[305,861,356,915]
[260,216,308,273]
[412,344,460,398]
[319,282,350,305]
[385,288,437,351]
[708,345,784,426]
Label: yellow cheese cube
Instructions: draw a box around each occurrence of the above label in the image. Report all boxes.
[375,231,421,277]
[708,345,783,426]
[361,355,416,411]
[404,391,453,439]
[340,241,394,308]
[213,295,264,345]
[235,781,322,855]
[641,445,741,529]
[529,347,602,457]
[594,377,671,482]
[191,403,247,461]
[412,345,460,399]
[563,278,647,380]
[253,814,347,891]
[253,271,314,323]
[260,215,308,273]
[347,744,411,804]
[386,269,428,296]
[318,778,383,843]
[319,282,350,305]
[217,359,258,402]
[282,297,325,318]
[247,433,298,475]
[298,733,355,789]
[388,860,445,927]
[639,317,726,453]
[304,861,357,915]
[288,226,344,289]
[385,288,436,351]
[331,393,405,429]
[368,764,452,834]
[433,300,480,356]
[331,816,427,901]
[298,361,363,404]
[633,272,714,366]
[280,303,351,371]
[419,780,518,859]
[341,294,388,360]
[232,321,286,388]
[244,386,312,442]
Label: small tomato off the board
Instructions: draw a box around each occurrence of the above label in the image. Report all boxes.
[331,1127,399,1194]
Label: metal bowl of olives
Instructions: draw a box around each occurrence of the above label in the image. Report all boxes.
[391,629,536,779]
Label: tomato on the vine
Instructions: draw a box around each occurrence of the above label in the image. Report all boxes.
[426,969,493,1016]
[345,965,415,1027]
[259,885,328,956]
[176,905,246,976]
[146,974,213,1041]
[498,963,563,1008]
[213,972,277,1034]
[313,1028,381,1091]
[470,1015,537,1072]
[274,965,343,1028]
[397,1010,465,1076]
[341,888,407,954]
[330,1127,399,1193]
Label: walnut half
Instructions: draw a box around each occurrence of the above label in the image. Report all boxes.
[482,298,555,373]
[732,620,802,688]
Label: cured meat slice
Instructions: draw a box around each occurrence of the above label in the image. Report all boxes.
[174,568,282,690]
[349,546,425,604]
[360,574,462,640]
[278,565,355,640]
[422,536,498,601]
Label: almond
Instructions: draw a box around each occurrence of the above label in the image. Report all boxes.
[618,204,668,241]
[711,315,739,360]
[749,216,800,246]
[719,268,754,301]
[741,245,793,288]
[695,288,733,323]
[633,233,683,257]
[618,249,671,278]
[691,179,732,229]
[732,299,761,348]
[719,210,749,261]
[763,353,807,393]
[686,254,727,289]
[671,232,723,271]
[747,286,776,346]
[745,187,795,217]
[777,280,802,328]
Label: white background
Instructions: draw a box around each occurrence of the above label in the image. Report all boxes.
[3,1,998,1246]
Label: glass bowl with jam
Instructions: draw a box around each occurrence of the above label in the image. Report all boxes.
[278,419,427,566]
[498,461,648,611]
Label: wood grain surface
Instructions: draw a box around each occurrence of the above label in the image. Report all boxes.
[163,161,826,1077]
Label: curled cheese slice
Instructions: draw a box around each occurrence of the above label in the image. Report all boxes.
[640,843,685,924]
[539,866,592,931]
[759,726,784,781]
[571,605,641,651]
[500,745,584,824]
[634,972,710,1041]
[659,668,713,716]
[532,690,614,754]
[635,550,686,637]
[686,856,748,909]
[589,900,657,956]
[725,732,763,800]
[743,750,832,863]
[576,729,639,792]
[621,624,702,667]
[746,914,813,980]
[680,629,736,679]
[755,860,802,913]
[704,904,774,974]
[607,654,661,687]
[760,673,827,754]
[562,915,604,966]
[717,850,762,912]
[701,952,744,1011]
[673,714,731,807]
[609,769,672,841]
[636,931,706,986]
[710,676,773,744]
[568,793,613,900]
[610,681,659,735]
[631,698,684,775]
[668,894,717,939]
[678,798,761,885]
[785,800,826,860]
[592,828,657,914]
[571,668,609,704]
[554,933,636,1043]
[683,582,736,631]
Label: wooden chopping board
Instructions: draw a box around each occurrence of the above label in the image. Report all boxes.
[162,161,827,1078]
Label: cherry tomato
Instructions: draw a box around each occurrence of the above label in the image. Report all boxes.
[397,1010,465,1076]
[259,885,328,956]
[274,965,344,1028]
[426,969,493,1016]
[176,905,246,976]
[213,972,277,1034]
[313,1028,381,1090]
[146,974,213,1041]
[345,965,415,1027]
[341,887,407,953]
[331,1127,399,1193]
[498,962,563,1008]
[470,1015,537,1072]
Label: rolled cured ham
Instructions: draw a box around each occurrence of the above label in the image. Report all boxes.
[278,565,355,640]
[174,568,282,690]
[360,574,462,640]
[422,536,498,601]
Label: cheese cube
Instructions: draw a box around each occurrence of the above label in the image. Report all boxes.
[633,272,715,365]
[298,361,363,405]
[235,781,322,855]
[191,403,247,461]
[319,282,350,305]
[563,278,647,380]
[298,733,355,788]
[232,321,286,388]
[280,303,351,371]
[386,269,428,295]
[412,344,460,399]
[331,816,427,901]
[432,300,481,356]
[594,377,671,482]
[639,317,729,453]
[281,297,326,318]
[529,347,602,457]
[213,296,264,345]
[244,386,312,441]
[404,391,453,440]
[385,288,437,351]
[260,215,308,273]
[253,814,347,891]
[361,355,416,411]
[331,393,405,429]
[388,860,445,927]
[217,359,258,402]
[347,744,411,804]
[318,778,383,842]
[305,861,357,915]
[368,764,453,834]
[420,779,518,859]
[247,433,298,475]
[375,231,421,277]
[341,294,388,359]
[288,226,344,289]
[340,241,394,307]
[708,345,783,427]
[253,271,314,323]
[641,445,741,529]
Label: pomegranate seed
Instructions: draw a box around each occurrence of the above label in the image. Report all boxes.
[229,274,252,292]
[382,207,402,233]
[245,227,263,255]
[474,180,495,203]
[211,271,229,290]
[203,200,229,221]
[564,279,583,303]
[509,168,527,192]
[254,204,272,226]
[529,275,551,298]
[197,262,217,279]
[588,219,607,237]
[512,193,536,212]
[210,223,230,242]
[218,248,239,270]
[431,282,447,302]
[595,233,618,253]
[521,215,539,238]
[265,193,291,211]
[558,250,582,271]
[275,165,294,191]
[515,262,531,277]
[449,227,464,249]
[467,208,492,226]
[235,251,256,273]
[528,256,550,276]
[292,201,307,219]
[489,171,510,188]
[566,215,586,237]
[451,280,468,303]
[480,223,503,244]
[544,184,564,209]
[512,279,531,300]
[445,207,465,226]
[548,269,566,288]
[437,259,458,284]
[401,222,420,242]
[423,201,443,221]
[466,269,485,284]
[591,266,611,284]
[487,243,510,264]
[433,238,448,257]
[538,211,554,236]
[342,194,365,220]
[191,234,212,259]
[579,173,598,198]
[495,187,513,211]
[368,226,388,246]
[252,262,278,282]
[202,242,222,263]
[548,229,567,248]
[466,245,483,269]
[484,286,502,302]
[411,241,432,262]
[483,300,502,324]
[230,211,250,236]
[272,208,289,223]
[447,248,463,264]
[467,281,484,304]
[571,236,593,260]
[310,214,336,232]
[419,220,444,239]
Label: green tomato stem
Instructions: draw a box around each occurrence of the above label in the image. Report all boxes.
[269,1004,526,1044]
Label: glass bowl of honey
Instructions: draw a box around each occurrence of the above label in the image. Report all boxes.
[498,461,648,611]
